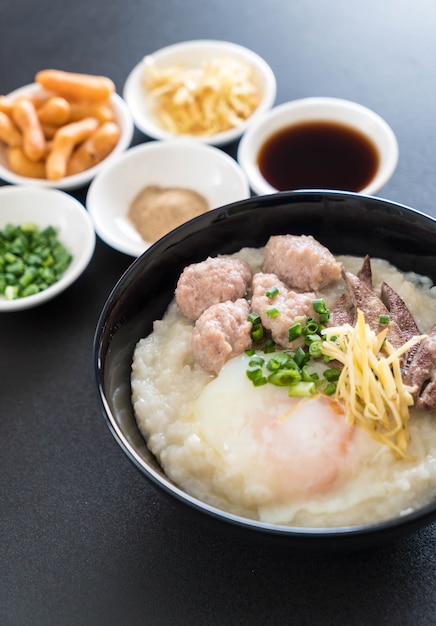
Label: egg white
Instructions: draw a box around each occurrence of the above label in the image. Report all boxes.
[194,352,364,508]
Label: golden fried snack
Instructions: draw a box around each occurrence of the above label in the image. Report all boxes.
[40,124,59,139]
[27,92,52,108]
[68,101,115,123]
[7,146,46,178]
[46,116,99,180]
[35,69,115,103]
[0,95,14,116]
[1,93,51,117]
[37,96,71,126]
[11,98,46,161]
[0,111,22,147]
[67,121,120,175]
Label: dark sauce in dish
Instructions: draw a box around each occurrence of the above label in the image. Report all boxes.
[257,120,380,192]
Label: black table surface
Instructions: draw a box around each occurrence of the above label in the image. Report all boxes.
[1,1,436,624]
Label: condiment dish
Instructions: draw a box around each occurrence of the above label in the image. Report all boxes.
[0,83,134,190]
[123,39,277,146]
[0,185,95,311]
[86,139,250,257]
[237,97,399,196]
[94,190,436,551]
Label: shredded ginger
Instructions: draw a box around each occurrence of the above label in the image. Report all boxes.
[142,55,262,136]
[320,309,426,459]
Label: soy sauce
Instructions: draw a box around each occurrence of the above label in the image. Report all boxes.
[257,120,380,192]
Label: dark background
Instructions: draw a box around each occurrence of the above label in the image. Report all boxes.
[1,1,435,624]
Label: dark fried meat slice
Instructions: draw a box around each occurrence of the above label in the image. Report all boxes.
[341,269,405,350]
[380,281,420,340]
[356,254,373,287]
[381,281,421,368]
[329,254,373,327]
[263,234,342,291]
[191,299,252,375]
[403,325,436,410]
[175,256,252,321]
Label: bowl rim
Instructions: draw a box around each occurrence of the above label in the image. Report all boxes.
[122,38,277,146]
[93,189,436,545]
[0,84,134,190]
[0,185,96,311]
[237,96,399,196]
[86,138,251,257]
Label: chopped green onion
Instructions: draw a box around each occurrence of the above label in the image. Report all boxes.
[308,341,323,358]
[323,367,341,382]
[312,298,328,314]
[266,307,279,319]
[379,314,390,324]
[246,367,263,382]
[294,346,308,368]
[268,368,301,386]
[251,325,264,342]
[6,260,25,275]
[247,312,261,325]
[305,333,322,346]
[262,339,276,353]
[247,365,268,386]
[304,321,319,335]
[288,381,317,397]
[320,381,337,396]
[247,312,265,343]
[4,285,18,300]
[266,352,292,370]
[252,376,268,387]
[301,366,319,382]
[249,355,265,367]
[21,222,38,233]
[294,315,307,326]
[266,359,281,372]
[4,252,17,263]
[265,286,279,299]
[19,267,38,287]
[21,284,40,297]
[312,298,330,323]
[288,322,302,342]
[251,324,264,342]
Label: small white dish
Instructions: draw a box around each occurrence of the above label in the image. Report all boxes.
[86,139,250,257]
[0,186,96,311]
[237,97,399,196]
[123,39,277,146]
[0,83,134,190]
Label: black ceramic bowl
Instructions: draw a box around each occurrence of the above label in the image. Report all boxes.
[93,190,436,550]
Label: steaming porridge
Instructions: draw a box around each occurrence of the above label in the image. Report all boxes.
[131,239,436,527]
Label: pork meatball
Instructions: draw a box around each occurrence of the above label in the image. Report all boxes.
[175,256,252,321]
[263,234,342,291]
[251,273,315,349]
[192,299,252,375]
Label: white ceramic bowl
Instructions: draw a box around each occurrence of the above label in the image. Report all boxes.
[0,83,134,190]
[0,186,96,311]
[86,139,250,257]
[123,39,277,146]
[237,97,399,196]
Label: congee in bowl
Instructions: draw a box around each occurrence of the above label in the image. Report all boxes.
[94,191,436,549]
